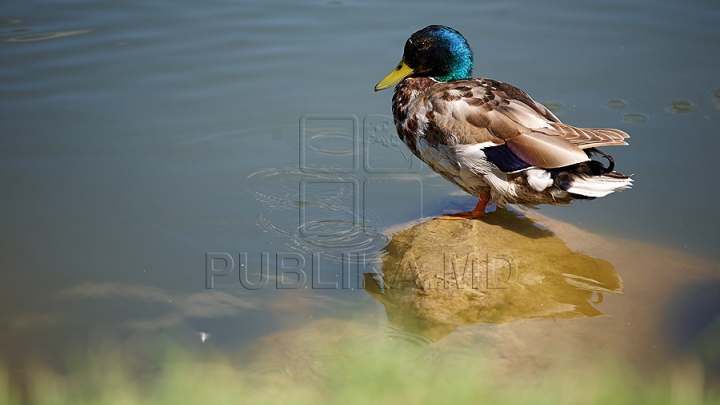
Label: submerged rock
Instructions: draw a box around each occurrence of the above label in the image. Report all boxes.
[242,208,720,382]
[365,209,622,340]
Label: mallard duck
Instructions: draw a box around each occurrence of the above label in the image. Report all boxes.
[375,25,632,219]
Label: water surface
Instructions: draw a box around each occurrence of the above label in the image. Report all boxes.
[1,0,720,387]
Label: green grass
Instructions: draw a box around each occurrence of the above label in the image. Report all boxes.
[2,336,718,405]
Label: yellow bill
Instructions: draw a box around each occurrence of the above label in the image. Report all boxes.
[374,60,414,91]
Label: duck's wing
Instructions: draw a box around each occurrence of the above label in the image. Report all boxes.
[533,124,629,148]
[423,79,628,170]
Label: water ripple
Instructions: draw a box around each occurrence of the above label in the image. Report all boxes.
[605,99,626,110]
[622,113,648,124]
[6,29,91,43]
[665,99,695,114]
[541,101,564,116]
[304,132,355,155]
[245,164,383,258]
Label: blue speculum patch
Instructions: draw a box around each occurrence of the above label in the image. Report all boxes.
[483,144,532,172]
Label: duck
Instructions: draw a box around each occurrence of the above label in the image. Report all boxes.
[375,25,632,219]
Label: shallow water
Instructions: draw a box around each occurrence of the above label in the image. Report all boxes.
[1,0,720,387]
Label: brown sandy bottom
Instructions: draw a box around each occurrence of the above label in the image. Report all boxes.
[243,208,720,385]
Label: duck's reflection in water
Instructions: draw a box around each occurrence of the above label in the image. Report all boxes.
[365,209,622,340]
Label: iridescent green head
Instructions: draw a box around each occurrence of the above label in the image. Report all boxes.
[375,25,474,91]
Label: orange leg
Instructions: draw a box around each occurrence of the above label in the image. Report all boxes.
[436,191,490,220]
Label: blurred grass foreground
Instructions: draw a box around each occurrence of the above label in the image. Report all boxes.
[1,331,718,405]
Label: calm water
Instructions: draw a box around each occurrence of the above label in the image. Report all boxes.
[2,0,720,381]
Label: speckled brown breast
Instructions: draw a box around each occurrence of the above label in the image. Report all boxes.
[391,77,437,157]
